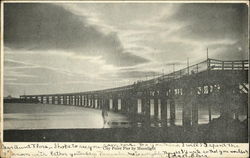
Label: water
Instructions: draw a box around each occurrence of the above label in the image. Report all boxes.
[148,99,246,126]
[4,103,129,130]
[4,102,246,130]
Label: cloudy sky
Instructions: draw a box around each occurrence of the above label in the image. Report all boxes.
[4,2,248,97]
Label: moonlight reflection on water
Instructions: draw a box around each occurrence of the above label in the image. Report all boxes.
[4,103,129,130]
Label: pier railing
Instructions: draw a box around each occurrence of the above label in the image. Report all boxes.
[138,58,249,87]
[209,59,249,70]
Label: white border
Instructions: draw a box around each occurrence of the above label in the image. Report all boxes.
[0,1,249,158]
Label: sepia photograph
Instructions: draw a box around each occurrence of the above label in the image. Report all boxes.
[2,1,248,144]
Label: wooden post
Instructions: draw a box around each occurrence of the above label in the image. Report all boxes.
[113,97,118,112]
[46,96,49,104]
[52,96,55,104]
[74,95,77,106]
[161,97,168,127]
[154,98,159,120]
[130,96,138,125]
[143,96,151,127]
[208,85,212,123]
[207,59,210,69]
[170,98,175,126]
[182,94,192,128]
[87,96,89,107]
[79,95,82,106]
[192,99,198,126]
[85,96,88,106]
[97,98,100,109]
[41,96,44,104]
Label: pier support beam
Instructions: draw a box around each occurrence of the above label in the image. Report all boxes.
[78,95,80,106]
[86,96,89,107]
[113,98,118,112]
[52,96,55,104]
[161,97,168,127]
[98,98,102,109]
[207,85,212,123]
[75,95,78,106]
[129,96,138,125]
[220,83,235,119]
[59,96,62,105]
[41,96,44,104]
[91,98,95,108]
[83,96,86,106]
[66,96,69,105]
[75,96,78,106]
[87,96,90,107]
[62,96,66,105]
[121,98,126,113]
[89,97,92,107]
[182,102,192,127]
[154,98,159,120]
[84,96,86,106]
[142,95,150,127]
[170,99,176,126]
[74,95,77,106]
[182,91,192,128]
[97,98,101,109]
[101,98,105,109]
[191,97,198,126]
[79,95,82,106]
[59,96,63,105]
[104,98,109,110]
[70,96,72,105]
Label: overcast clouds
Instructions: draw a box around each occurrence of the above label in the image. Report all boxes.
[4,3,248,97]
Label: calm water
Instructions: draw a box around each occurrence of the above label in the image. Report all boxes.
[4,103,129,130]
[4,102,246,130]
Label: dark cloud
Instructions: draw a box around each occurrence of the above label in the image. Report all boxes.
[4,3,149,66]
[165,61,186,66]
[165,3,248,41]
[108,52,149,67]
